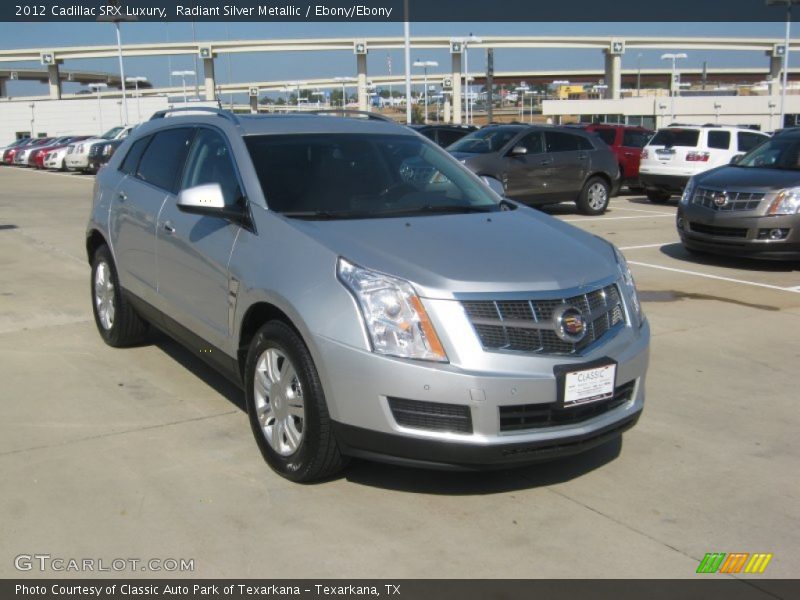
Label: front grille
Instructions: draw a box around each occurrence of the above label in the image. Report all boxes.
[499,380,636,432]
[689,222,748,238]
[462,284,625,355]
[388,397,473,434]
[692,188,764,212]
[88,144,103,158]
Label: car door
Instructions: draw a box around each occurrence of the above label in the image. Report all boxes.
[544,131,586,199]
[502,131,550,202]
[620,128,651,180]
[109,133,169,305]
[155,127,244,350]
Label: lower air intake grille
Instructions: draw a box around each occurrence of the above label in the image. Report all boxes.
[499,380,636,432]
[388,397,473,434]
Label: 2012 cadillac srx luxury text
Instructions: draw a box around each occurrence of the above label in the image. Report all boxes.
[86,108,650,482]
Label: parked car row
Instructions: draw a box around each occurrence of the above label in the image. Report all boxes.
[1,125,134,174]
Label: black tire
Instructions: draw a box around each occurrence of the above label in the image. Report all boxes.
[576,176,610,215]
[90,245,149,347]
[646,190,671,203]
[245,321,347,483]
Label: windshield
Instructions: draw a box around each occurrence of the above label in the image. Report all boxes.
[649,129,700,148]
[737,136,800,170]
[244,133,503,219]
[447,127,521,154]
[101,127,124,140]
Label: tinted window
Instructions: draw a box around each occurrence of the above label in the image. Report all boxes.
[181,128,242,207]
[707,130,731,150]
[244,134,499,217]
[136,128,195,193]
[738,136,800,170]
[436,129,466,147]
[738,131,767,153]
[519,132,544,153]
[577,136,595,150]
[545,131,579,153]
[593,128,617,146]
[119,136,151,175]
[622,130,651,148]
[447,126,521,154]
[649,129,700,147]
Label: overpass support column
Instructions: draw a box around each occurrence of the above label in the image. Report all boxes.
[0,78,6,97]
[203,56,216,102]
[604,52,622,100]
[47,63,61,99]
[768,52,783,96]
[356,53,368,111]
[451,52,462,124]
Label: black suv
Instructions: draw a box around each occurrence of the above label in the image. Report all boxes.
[448,124,621,215]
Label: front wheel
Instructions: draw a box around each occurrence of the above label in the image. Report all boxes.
[90,245,149,347]
[576,177,610,215]
[245,321,347,482]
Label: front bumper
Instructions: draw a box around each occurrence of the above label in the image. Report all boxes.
[677,206,800,259]
[314,319,649,469]
[65,155,89,170]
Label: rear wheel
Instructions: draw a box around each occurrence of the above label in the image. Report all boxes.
[646,190,671,203]
[245,321,347,483]
[90,245,149,347]
[577,177,610,215]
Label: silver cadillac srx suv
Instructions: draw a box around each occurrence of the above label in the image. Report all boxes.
[86,108,650,482]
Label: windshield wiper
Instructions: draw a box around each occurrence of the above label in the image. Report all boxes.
[371,204,498,217]
[279,210,371,220]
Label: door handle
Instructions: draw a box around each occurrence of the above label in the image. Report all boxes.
[540,158,553,166]
[163,222,175,234]
[577,153,588,160]
[117,191,127,202]
[623,152,635,157]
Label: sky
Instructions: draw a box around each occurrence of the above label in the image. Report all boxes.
[0,21,797,97]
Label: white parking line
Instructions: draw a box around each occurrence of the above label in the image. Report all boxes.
[628,260,800,294]
[611,206,674,216]
[563,214,674,222]
[619,243,674,250]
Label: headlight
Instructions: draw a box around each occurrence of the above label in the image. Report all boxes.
[613,246,643,328]
[680,176,696,205]
[768,187,800,215]
[337,258,448,362]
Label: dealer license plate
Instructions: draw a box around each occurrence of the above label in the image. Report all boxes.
[563,364,616,407]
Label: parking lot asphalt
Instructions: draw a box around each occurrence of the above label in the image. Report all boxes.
[1,167,798,582]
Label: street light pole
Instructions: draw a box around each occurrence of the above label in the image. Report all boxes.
[767,1,800,127]
[403,0,412,124]
[661,52,687,122]
[637,53,642,97]
[172,70,195,104]
[89,83,107,134]
[413,60,438,123]
[126,77,147,123]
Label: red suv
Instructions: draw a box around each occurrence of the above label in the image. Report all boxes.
[576,124,653,191]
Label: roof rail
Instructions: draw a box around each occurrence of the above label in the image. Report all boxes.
[149,106,239,124]
[303,109,396,123]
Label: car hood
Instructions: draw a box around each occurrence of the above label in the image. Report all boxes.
[697,165,800,191]
[285,207,617,299]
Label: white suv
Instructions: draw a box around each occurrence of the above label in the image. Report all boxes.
[639,125,768,203]
[65,126,134,172]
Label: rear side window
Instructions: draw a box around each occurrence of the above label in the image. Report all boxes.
[622,130,651,148]
[577,136,594,150]
[707,130,731,150]
[545,131,579,153]
[649,129,700,147]
[136,128,195,193]
[738,131,767,153]
[119,136,151,175]
[593,128,617,146]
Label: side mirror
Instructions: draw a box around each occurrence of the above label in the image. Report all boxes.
[177,183,247,223]
[509,145,528,157]
[729,154,744,165]
[481,176,506,196]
